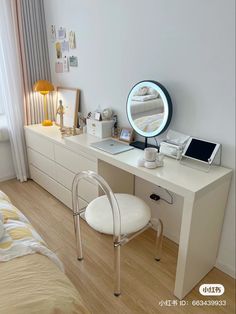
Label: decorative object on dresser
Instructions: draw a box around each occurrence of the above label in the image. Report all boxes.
[159,129,190,160]
[33,80,54,126]
[56,100,65,130]
[56,87,80,129]
[137,147,164,169]
[126,80,173,150]
[101,108,113,120]
[181,137,221,171]
[119,127,134,143]
[86,118,114,138]
[56,99,79,138]
[72,170,163,296]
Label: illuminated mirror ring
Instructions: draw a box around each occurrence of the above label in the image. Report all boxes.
[126,80,172,138]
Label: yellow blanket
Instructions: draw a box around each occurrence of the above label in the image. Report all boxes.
[0,191,63,270]
[0,190,90,313]
[0,254,89,314]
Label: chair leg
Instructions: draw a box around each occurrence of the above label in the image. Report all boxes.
[155,219,163,261]
[114,243,121,296]
[73,214,83,260]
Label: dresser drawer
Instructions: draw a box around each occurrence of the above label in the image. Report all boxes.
[28,148,55,179]
[25,130,54,160]
[54,163,98,202]
[54,144,97,173]
[30,165,87,210]
[54,163,74,190]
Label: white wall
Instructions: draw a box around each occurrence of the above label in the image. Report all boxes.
[0,141,15,182]
[44,0,235,277]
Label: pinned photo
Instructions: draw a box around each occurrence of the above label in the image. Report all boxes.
[63,56,69,72]
[55,61,63,73]
[51,25,56,42]
[58,27,66,40]
[69,31,76,49]
[69,56,78,67]
[55,42,62,58]
[61,40,69,52]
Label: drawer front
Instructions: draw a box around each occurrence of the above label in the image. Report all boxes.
[28,148,55,179]
[54,144,97,173]
[77,179,98,203]
[25,130,54,159]
[54,163,98,202]
[30,165,87,210]
[54,163,74,190]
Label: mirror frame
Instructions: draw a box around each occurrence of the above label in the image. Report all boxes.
[126,80,172,138]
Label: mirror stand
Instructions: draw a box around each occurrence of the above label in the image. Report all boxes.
[130,137,158,150]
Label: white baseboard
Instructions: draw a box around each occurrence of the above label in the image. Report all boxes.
[0,175,16,183]
[163,231,179,245]
[151,226,179,245]
[215,261,236,279]
[151,225,235,279]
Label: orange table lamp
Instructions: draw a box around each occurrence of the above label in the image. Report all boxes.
[33,80,54,126]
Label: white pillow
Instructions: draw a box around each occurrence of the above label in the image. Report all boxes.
[134,86,149,96]
[148,87,159,97]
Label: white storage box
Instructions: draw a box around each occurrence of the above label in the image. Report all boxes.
[86,119,114,138]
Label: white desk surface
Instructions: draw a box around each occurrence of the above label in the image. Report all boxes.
[25,124,233,299]
[25,125,232,198]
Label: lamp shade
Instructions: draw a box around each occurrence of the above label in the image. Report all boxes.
[33,80,54,95]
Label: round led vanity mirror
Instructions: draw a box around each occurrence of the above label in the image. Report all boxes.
[126,80,172,149]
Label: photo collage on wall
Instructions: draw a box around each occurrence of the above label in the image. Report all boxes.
[51,25,78,73]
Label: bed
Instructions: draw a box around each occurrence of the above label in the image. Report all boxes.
[130,98,164,119]
[133,113,165,132]
[0,191,89,314]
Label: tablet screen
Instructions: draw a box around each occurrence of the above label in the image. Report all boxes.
[184,139,217,162]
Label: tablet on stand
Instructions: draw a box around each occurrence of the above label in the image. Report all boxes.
[180,137,221,172]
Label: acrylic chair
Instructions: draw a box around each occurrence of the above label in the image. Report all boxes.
[72,170,163,296]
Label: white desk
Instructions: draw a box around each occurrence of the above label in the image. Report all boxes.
[24,125,232,299]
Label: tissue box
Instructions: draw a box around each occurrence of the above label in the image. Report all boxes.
[86,119,114,138]
[159,141,183,159]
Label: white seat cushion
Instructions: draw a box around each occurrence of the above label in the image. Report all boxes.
[85,193,151,235]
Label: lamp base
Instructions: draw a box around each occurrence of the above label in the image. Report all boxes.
[42,120,53,126]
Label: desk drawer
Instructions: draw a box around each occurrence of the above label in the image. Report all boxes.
[25,130,54,159]
[54,144,97,173]
[54,163,98,202]
[30,165,87,210]
[28,148,55,179]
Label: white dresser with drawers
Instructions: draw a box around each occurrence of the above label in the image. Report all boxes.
[25,125,99,210]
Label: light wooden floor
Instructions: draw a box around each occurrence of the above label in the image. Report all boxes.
[0,179,235,314]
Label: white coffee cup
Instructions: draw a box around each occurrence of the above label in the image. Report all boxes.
[144,148,158,162]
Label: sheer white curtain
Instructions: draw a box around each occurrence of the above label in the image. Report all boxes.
[0,0,28,182]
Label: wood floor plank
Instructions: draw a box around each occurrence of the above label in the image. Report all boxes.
[0,179,235,314]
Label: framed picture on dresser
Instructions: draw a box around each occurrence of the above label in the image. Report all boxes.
[119,128,134,143]
[56,87,80,128]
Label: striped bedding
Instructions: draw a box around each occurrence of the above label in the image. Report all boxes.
[0,190,63,269]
